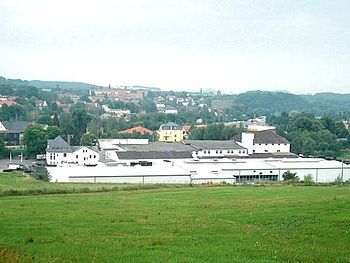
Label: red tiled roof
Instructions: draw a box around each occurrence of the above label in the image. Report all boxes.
[119,126,154,135]
[183,125,192,132]
[0,100,16,107]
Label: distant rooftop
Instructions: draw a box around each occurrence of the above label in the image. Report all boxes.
[121,141,195,152]
[0,121,31,133]
[47,136,72,153]
[235,130,290,144]
[160,122,182,130]
[184,140,246,150]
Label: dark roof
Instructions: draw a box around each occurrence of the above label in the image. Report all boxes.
[234,130,289,144]
[121,142,195,152]
[117,151,193,160]
[184,140,246,150]
[160,122,182,130]
[47,136,72,153]
[1,121,31,133]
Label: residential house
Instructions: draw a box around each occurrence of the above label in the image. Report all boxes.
[119,126,154,135]
[0,100,16,107]
[0,121,31,146]
[158,122,184,142]
[46,136,99,166]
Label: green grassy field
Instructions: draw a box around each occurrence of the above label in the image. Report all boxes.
[0,173,350,262]
[0,172,178,196]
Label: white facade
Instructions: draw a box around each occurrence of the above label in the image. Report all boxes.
[47,152,73,166]
[252,142,290,154]
[238,132,290,154]
[71,147,99,165]
[193,148,248,158]
[164,108,178,114]
[46,147,99,166]
[48,157,350,184]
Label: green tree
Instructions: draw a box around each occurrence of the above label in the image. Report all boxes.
[0,136,9,158]
[37,114,53,125]
[53,112,60,127]
[24,125,48,157]
[80,133,98,146]
[46,126,61,140]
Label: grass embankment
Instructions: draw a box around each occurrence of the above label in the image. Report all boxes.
[0,172,179,197]
[0,173,350,262]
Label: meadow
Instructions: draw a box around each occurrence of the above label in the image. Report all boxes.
[0,172,349,262]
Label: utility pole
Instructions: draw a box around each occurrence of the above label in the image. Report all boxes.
[341,160,344,187]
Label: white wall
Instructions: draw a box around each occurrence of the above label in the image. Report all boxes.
[72,147,99,165]
[193,149,248,158]
[46,152,73,166]
[46,147,99,166]
[240,132,254,154]
[239,132,290,154]
[252,143,290,154]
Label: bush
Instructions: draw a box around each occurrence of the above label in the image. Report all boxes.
[32,167,50,181]
[282,171,299,182]
[303,174,314,184]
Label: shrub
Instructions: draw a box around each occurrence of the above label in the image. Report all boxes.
[303,174,314,184]
[282,171,299,182]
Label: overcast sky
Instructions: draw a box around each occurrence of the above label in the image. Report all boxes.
[1,0,350,93]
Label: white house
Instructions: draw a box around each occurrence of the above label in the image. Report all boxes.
[46,136,99,166]
[235,130,290,154]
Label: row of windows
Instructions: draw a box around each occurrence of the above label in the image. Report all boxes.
[76,155,97,159]
[199,149,246,154]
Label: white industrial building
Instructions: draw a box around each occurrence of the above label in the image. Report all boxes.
[48,157,350,184]
[235,130,290,154]
[46,133,349,184]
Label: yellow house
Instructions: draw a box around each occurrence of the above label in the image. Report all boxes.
[158,122,184,142]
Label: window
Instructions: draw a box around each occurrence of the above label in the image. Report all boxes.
[208,150,211,154]
[219,150,222,154]
[264,150,268,152]
[89,155,92,158]
[259,143,261,145]
[63,153,67,157]
[277,150,280,152]
[216,150,218,154]
[238,150,241,154]
[253,150,255,153]
[94,155,96,158]
[204,150,206,154]
[76,155,78,158]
